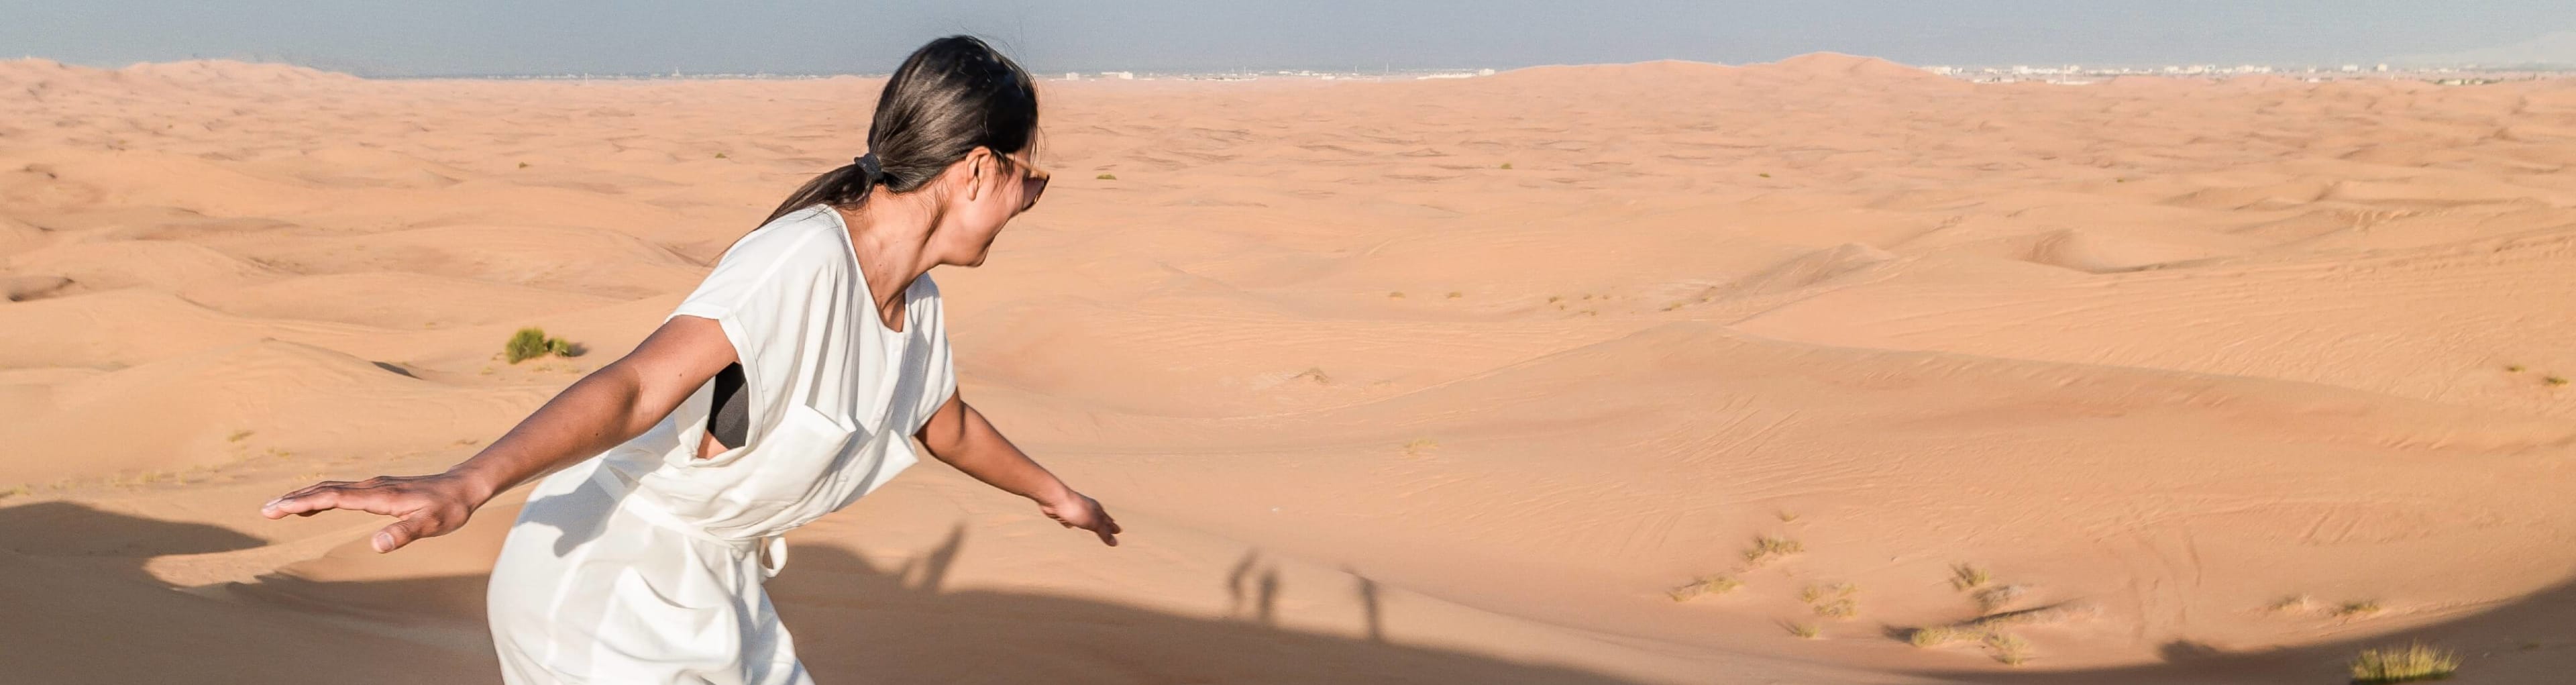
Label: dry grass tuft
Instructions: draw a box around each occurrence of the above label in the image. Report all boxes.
[1950,564,1991,590]
[1906,600,2099,660]
[1974,584,2027,613]
[2337,600,2384,618]
[1799,582,1858,604]
[1401,438,1438,458]
[1985,632,2032,666]
[1785,622,1821,639]
[2349,643,2458,684]
[1801,582,1859,619]
[1095,172,1117,180]
[1909,626,1967,647]
[1743,535,1804,565]
[1666,575,1741,602]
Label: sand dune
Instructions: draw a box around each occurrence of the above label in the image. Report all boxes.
[5,54,2575,684]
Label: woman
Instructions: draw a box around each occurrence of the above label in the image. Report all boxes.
[258,36,1119,684]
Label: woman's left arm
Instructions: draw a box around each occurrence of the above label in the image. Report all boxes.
[915,391,1121,546]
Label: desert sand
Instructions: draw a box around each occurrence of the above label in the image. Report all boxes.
[3,53,2574,684]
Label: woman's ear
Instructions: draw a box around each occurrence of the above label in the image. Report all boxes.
[960,146,992,202]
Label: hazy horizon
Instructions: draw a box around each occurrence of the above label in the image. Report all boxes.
[5,1,2574,77]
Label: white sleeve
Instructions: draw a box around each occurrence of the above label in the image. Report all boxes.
[665,225,842,386]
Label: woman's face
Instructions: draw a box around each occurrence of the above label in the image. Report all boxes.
[930,143,1047,267]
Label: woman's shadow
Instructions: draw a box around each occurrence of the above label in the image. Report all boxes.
[1,499,1661,684]
[0,500,488,684]
[769,528,1663,685]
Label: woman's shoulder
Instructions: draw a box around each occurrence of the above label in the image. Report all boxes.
[718,205,851,277]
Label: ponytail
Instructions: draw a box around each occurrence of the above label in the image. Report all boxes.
[761,153,890,225]
[755,36,1038,230]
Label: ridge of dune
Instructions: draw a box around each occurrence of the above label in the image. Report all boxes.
[1760,51,1935,79]
[1487,52,1960,93]
[118,59,360,83]
[0,337,548,484]
[1490,58,1744,84]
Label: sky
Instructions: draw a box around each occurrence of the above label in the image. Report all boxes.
[4,1,2573,77]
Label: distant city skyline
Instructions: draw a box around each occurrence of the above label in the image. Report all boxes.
[4,1,2573,77]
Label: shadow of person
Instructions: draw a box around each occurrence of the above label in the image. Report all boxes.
[0,499,264,583]
[0,499,486,685]
[0,500,1646,684]
[765,543,1660,685]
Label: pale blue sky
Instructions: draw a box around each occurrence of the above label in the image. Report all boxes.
[3,1,2571,76]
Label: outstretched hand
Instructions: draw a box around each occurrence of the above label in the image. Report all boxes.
[260,472,489,553]
[1037,490,1122,546]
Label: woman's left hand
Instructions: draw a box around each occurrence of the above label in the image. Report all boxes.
[1037,490,1122,546]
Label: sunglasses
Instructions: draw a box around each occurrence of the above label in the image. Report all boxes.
[999,149,1049,213]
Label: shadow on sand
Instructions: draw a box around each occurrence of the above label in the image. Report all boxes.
[0,500,487,684]
[1900,576,2576,684]
[0,501,1659,684]
[11,498,2571,684]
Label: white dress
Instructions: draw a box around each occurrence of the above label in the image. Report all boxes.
[488,204,957,684]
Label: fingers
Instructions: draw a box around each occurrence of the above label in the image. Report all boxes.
[260,482,409,519]
[375,515,431,554]
[260,481,347,517]
[262,487,348,519]
[1090,502,1120,546]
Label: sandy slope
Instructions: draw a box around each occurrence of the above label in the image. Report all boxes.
[4,53,2575,684]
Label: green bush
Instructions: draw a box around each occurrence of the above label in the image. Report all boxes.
[506,327,580,364]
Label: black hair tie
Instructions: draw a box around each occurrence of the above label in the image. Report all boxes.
[853,152,885,185]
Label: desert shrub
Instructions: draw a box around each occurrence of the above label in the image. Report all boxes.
[1744,536,1804,565]
[1951,564,1991,590]
[506,327,580,364]
[1666,575,1741,602]
[2349,643,2458,684]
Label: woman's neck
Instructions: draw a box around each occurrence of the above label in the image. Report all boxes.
[835,192,939,329]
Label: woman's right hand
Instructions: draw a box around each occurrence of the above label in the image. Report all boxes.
[260,472,494,553]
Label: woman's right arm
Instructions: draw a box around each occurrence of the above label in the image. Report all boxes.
[259,315,737,552]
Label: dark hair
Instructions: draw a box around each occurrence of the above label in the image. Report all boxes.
[761,35,1039,225]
